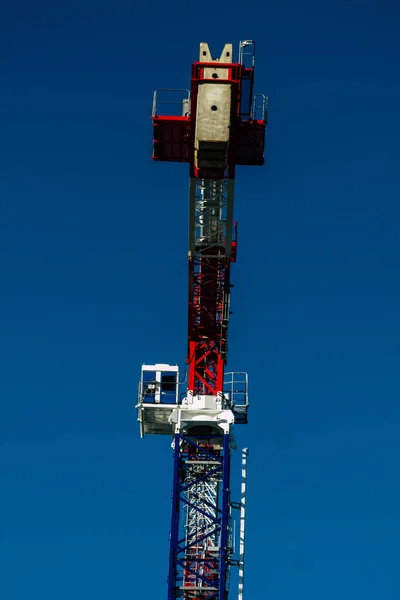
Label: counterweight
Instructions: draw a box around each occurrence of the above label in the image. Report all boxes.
[136,41,267,600]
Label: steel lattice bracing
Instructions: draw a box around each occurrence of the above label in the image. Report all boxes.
[187,178,235,397]
[168,433,231,600]
[138,40,267,600]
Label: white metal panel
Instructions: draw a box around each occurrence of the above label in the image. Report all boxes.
[169,405,234,435]
[141,363,178,372]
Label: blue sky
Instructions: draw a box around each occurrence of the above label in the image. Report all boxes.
[1,1,400,598]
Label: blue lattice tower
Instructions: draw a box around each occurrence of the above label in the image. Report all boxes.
[168,433,231,600]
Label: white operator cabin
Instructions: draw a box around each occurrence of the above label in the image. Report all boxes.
[137,364,179,437]
[137,363,249,438]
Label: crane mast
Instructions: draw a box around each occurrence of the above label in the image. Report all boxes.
[137,41,267,600]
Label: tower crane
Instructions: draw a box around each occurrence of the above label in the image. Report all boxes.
[136,41,267,600]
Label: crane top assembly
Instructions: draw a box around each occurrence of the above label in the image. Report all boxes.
[136,41,267,600]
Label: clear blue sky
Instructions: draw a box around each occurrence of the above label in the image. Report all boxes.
[1,1,400,598]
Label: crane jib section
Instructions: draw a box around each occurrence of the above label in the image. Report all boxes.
[187,178,235,397]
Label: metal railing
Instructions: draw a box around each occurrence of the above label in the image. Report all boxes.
[223,372,249,412]
[238,40,256,68]
[252,93,268,121]
[152,88,191,117]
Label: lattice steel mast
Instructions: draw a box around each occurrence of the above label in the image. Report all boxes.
[136,41,267,600]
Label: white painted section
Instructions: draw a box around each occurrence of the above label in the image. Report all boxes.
[169,401,234,436]
[186,394,223,410]
[141,364,178,372]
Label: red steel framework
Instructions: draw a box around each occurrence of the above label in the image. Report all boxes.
[187,178,234,397]
[152,41,267,398]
